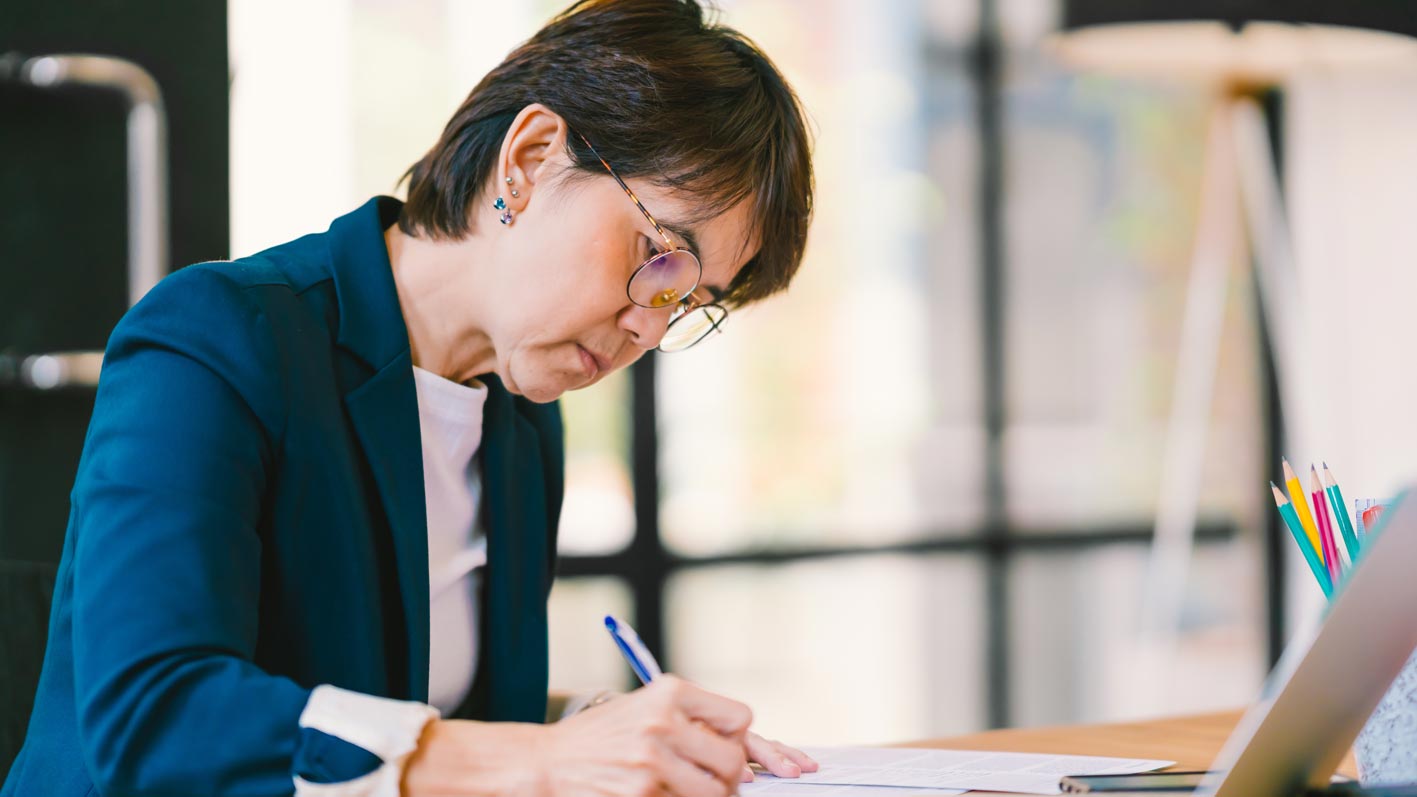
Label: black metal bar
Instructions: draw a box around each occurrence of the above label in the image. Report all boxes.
[973,0,1011,730]
[1259,289,1287,668]
[1259,88,1288,667]
[558,521,1237,576]
[627,353,669,669]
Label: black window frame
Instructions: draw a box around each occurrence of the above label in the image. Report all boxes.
[554,0,1285,730]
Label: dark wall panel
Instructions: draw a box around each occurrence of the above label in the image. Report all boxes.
[0,0,228,562]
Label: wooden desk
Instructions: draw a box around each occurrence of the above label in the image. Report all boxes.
[907,710,1358,782]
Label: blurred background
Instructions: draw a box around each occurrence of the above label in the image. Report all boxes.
[7,0,1417,768]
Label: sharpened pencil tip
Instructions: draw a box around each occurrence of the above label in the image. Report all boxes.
[1322,467,1338,488]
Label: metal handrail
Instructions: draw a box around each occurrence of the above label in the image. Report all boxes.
[0,352,105,391]
[0,52,169,390]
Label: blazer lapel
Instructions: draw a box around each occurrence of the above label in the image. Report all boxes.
[343,356,429,702]
[326,196,431,701]
[478,375,549,722]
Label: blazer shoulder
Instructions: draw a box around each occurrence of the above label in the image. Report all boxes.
[106,262,290,436]
[179,234,331,297]
[158,222,329,294]
[123,262,269,324]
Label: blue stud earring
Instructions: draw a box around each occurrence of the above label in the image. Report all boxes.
[493,195,513,225]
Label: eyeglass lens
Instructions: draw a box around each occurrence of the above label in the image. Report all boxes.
[629,249,701,309]
[659,304,727,352]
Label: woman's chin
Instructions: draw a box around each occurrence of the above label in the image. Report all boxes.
[524,386,568,404]
[504,372,573,404]
[504,357,590,403]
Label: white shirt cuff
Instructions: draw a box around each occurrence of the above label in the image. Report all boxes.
[293,684,441,796]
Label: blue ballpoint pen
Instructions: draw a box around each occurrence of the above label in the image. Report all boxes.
[604,615,664,685]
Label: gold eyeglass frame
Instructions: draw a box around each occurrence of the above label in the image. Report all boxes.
[574,131,729,352]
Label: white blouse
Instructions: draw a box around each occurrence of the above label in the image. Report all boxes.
[412,364,490,714]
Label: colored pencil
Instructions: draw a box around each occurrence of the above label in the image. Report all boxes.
[1283,459,1324,565]
[1311,469,1342,583]
[1322,463,1360,563]
[1272,482,1333,598]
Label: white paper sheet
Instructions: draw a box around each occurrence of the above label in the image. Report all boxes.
[741,782,965,797]
[748,746,1175,795]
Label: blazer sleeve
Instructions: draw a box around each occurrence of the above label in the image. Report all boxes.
[66,265,400,796]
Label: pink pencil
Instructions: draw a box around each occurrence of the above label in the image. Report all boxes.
[1310,468,1342,583]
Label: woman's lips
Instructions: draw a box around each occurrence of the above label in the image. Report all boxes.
[577,344,601,379]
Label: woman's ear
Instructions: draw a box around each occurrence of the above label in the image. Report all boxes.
[497,103,569,214]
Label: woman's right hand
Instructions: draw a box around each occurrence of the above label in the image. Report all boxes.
[537,675,752,797]
[402,675,753,797]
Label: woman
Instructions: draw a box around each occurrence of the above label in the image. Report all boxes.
[2,1,817,795]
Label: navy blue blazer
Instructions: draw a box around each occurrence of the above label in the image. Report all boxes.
[2,197,564,796]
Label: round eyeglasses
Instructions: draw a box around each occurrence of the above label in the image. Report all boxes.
[659,299,728,353]
[577,131,730,352]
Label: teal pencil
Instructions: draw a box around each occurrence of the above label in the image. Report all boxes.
[1272,482,1333,598]
[1323,463,1360,563]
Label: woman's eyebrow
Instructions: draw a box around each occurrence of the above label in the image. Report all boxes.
[658,218,701,256]
[653,215,723,298]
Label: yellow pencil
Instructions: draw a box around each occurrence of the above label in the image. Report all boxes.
[1283,459,1324,565]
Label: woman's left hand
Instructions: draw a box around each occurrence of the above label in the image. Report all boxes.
[741,731,819,781]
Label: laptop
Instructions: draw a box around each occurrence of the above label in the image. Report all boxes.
[1075,488,1417,796]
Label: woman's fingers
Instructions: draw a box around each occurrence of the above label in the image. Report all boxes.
[669,714,749,788]
[745,732,819,778]
[655,737,736,797]
[778,741,819,772]
[656,676,753,738]
[533,679,762,797]
[745,732,798,777]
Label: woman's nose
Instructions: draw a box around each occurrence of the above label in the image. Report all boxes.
[618,303,673,350]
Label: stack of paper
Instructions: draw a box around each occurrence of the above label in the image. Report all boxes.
[743,747,1175,796]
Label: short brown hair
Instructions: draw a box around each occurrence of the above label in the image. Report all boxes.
[398,0,814,308]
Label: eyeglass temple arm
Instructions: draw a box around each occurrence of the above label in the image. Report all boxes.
[575,131,679,250]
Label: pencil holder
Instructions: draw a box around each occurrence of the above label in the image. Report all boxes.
[1355,646,1417,785]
